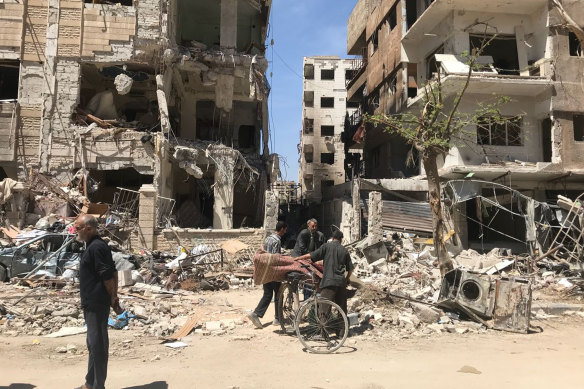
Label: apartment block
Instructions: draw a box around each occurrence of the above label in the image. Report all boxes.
[346,0,584,186]
[0,0,277,242]
[345,0,584,249]
[299,56,358,204]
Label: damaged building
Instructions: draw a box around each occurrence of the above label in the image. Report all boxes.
[333,0,584,250]
[299,56,359,204]
[0,0,279,248]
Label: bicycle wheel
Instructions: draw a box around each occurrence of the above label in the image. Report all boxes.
[277,282,299,334]
[295,298,348,354]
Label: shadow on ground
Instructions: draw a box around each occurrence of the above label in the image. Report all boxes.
[122,382,169,389]
[0,385,36,389]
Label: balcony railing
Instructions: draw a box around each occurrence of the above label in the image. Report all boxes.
[346,47,368,88]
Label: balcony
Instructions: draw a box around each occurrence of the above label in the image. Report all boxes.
[403,0,547,51]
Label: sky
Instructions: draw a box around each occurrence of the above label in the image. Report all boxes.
[267,0,356,181]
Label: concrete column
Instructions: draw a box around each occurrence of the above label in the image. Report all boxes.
[212,149,237,229]
[368,191,383,244]
[263,190,278,231]
[39,0,60,173]
[262,99,269,156]
[340,200,353,243]
[138,184,157,250]
[515,26,530,76]
[220,0,237,50]
[351,179,361,242]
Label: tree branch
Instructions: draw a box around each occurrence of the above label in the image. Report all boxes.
[551,0,584,49]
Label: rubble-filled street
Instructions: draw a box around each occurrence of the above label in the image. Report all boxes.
[1,287,584,388]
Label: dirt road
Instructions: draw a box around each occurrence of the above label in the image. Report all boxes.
[1,289,583,389]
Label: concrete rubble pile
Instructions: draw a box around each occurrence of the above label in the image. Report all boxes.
[343,228,584,340]
[0,228,257,338]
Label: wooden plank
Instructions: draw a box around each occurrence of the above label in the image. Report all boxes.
[167,314,199,341]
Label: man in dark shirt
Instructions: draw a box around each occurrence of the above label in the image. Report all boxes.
[248,221,287,329]
[76,215,122,389]
[294,230,354,313]
[291,218,325,257]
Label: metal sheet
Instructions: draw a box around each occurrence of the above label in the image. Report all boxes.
[492,278,532,334]
[380,200,433,233]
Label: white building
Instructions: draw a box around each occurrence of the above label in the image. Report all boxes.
[298,56,359,204]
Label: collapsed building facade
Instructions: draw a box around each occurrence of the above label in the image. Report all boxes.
[0,0,279,248]
[298,56,359,204]
[326,0,584,251]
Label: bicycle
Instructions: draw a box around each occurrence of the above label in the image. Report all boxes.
[281,264,348,354]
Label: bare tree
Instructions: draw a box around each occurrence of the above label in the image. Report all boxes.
[551,0,584,52]
[366,35,518,275]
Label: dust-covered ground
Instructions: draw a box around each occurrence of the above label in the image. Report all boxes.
[1,288,584,389]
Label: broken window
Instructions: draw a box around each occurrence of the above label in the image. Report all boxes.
[388,6,397,31]
[320,153,334,165]
[238,125,256,149]
[569,32,583,57]
[370,91,380,110]
[305,151,313,163]
[304,91,314,107]
[304,64,315,79]
[78,64,157,129]
[304,118,314,134]
[345,69,358,82]
[321,69,335,80]
[426,45,444,80]
[304,175,314,191]
[178,1,220,46]
[477,116,522,146]
[370,30,378,55]
[321,125,334,137]
[405,0,417,31]
[574,114,584,142]
[0,61,19,100]
[386,73,397,96]
[321,97,334,108]
[321,180,334,196]
[470,35,520,76]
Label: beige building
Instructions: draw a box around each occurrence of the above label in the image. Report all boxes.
[0,0,278,249]
[298,56,358,204]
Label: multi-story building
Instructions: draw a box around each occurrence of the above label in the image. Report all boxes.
[345,0,584,248]
[0,0,277,246]
[299,56,358,204]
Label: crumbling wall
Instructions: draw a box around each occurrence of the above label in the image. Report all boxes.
[79,131,156,174]
[549,2,584,172]
[368,191,383,244]
[365,0,402,95]
[82,4,136,61]
[137,228,268,253]
[0,0,24,60]
[135,0,163,60]
[47,60,80,174]
[263,190,277,231]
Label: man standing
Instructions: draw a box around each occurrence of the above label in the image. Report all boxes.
[294,230,353,314]
[248,221,287,329]
[291,218,325,257]
[75,215,122,389]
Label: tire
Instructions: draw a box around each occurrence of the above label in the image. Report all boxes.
[277,282,299,334]
[295,298,348,354]
[0,265,6,282]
